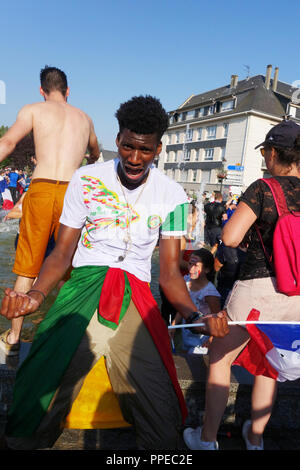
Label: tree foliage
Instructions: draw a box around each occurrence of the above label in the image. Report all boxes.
[0,126,35,170]
[0,125,8,138]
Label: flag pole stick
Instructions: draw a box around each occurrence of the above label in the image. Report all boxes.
[168,320,300,330]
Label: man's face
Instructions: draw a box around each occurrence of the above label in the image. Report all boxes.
[116,129,162,188]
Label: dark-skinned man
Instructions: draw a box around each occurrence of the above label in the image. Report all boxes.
[0,95,228,450]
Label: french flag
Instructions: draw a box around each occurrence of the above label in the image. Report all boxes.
[0,177,14,210]
[234,309,300,382]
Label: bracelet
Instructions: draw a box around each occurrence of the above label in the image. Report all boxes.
[26,289,46,303]
[186,311,205,333]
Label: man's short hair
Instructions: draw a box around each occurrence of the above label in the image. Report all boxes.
[115,95,169,142]
[214,191,222,201]
[40,66,68,96]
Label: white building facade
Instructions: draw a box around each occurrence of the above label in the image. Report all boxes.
[160,65,300,195]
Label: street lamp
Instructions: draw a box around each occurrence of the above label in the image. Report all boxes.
[217,165,227,195]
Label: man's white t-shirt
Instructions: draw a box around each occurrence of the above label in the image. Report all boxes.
[60,159,188,282]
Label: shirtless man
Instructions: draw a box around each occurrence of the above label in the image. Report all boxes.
[0,66,100,354]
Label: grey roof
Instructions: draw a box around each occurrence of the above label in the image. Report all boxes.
[169,75,300,124]
[101,149,118,161]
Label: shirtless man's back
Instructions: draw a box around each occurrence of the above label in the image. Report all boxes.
[0,66,100,353]
[1,101,98,182]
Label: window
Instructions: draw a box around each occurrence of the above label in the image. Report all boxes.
[194,149,201,161]
[204,148,214,161]
[168,134,172,144]
[221,147,226,160]
[201,170,211,184]
[198,107,205,117]
[177,150,183,163]
[186,127,193,141]
[197,128,202,140]
[168,169,175,179]
[208,105,215,115]
[192,170,197,182]
[175,132,180,143]
[288,104,298,118]
[183,149,191,161]
[166,152,170,163]
[181,170,188,182]
[221,100,235,112]
[206,125,217,139]
[186,110,195,120]
[223,123,229,137]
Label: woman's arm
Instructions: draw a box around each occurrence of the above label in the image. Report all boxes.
[205,295,221,314]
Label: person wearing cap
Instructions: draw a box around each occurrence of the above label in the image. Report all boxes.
[183,119,300,451]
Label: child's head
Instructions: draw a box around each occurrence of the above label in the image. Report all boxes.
[188,248,215,282]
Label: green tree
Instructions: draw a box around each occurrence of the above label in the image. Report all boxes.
[0,127,35,171]
[9,132,35,170]
[0,125,8,138]
[0,125,9,168]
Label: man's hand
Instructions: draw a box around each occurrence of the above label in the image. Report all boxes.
[0,288,42,319]
[193,310,229,337]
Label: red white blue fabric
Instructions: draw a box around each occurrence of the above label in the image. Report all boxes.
[234,309,300,382]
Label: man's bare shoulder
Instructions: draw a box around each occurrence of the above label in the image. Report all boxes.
[16,102,38,116]
[67,104,93,123]
[29,102,90,122]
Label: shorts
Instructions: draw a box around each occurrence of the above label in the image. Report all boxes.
[226,277,300,323]
[6,301,182,450]
[13,179,69,278]
[205,226,222,247]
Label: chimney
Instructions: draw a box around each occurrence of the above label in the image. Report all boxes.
[230,74,238,88]
[265,64,272,89]
[272,66,279,92]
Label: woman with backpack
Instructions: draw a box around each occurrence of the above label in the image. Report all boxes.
[183,120,300,451]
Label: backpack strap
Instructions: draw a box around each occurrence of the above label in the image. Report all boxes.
[254,224,272,264]
[254,177,286,266]
[261,177,289,217]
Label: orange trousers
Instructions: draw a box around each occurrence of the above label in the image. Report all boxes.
[13,179,68,278]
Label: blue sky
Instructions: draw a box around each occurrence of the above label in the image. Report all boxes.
[1,0,300,150]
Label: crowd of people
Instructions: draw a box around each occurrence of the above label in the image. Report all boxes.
[0,65,299,452]
[0,167,31,209]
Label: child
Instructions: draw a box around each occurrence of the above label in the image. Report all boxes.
[172,248,221,354]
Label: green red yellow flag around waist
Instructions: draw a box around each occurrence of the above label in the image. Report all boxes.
[6,266,187,437]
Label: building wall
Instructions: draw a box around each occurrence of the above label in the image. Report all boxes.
[222,115,247,188]
[160,111,283,194]
[242,114,279,187]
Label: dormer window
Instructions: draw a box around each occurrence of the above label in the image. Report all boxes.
[186,110,195,120]
[221,99,235,112]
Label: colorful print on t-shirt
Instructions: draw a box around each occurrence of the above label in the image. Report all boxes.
[81,175,139,248]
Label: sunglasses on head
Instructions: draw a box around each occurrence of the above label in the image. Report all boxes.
[260,148,266,156]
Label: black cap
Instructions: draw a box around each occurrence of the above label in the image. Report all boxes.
[255,120,300,149]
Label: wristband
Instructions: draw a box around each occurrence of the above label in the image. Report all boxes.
[26,289,46,303]
[186,311,204,333]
